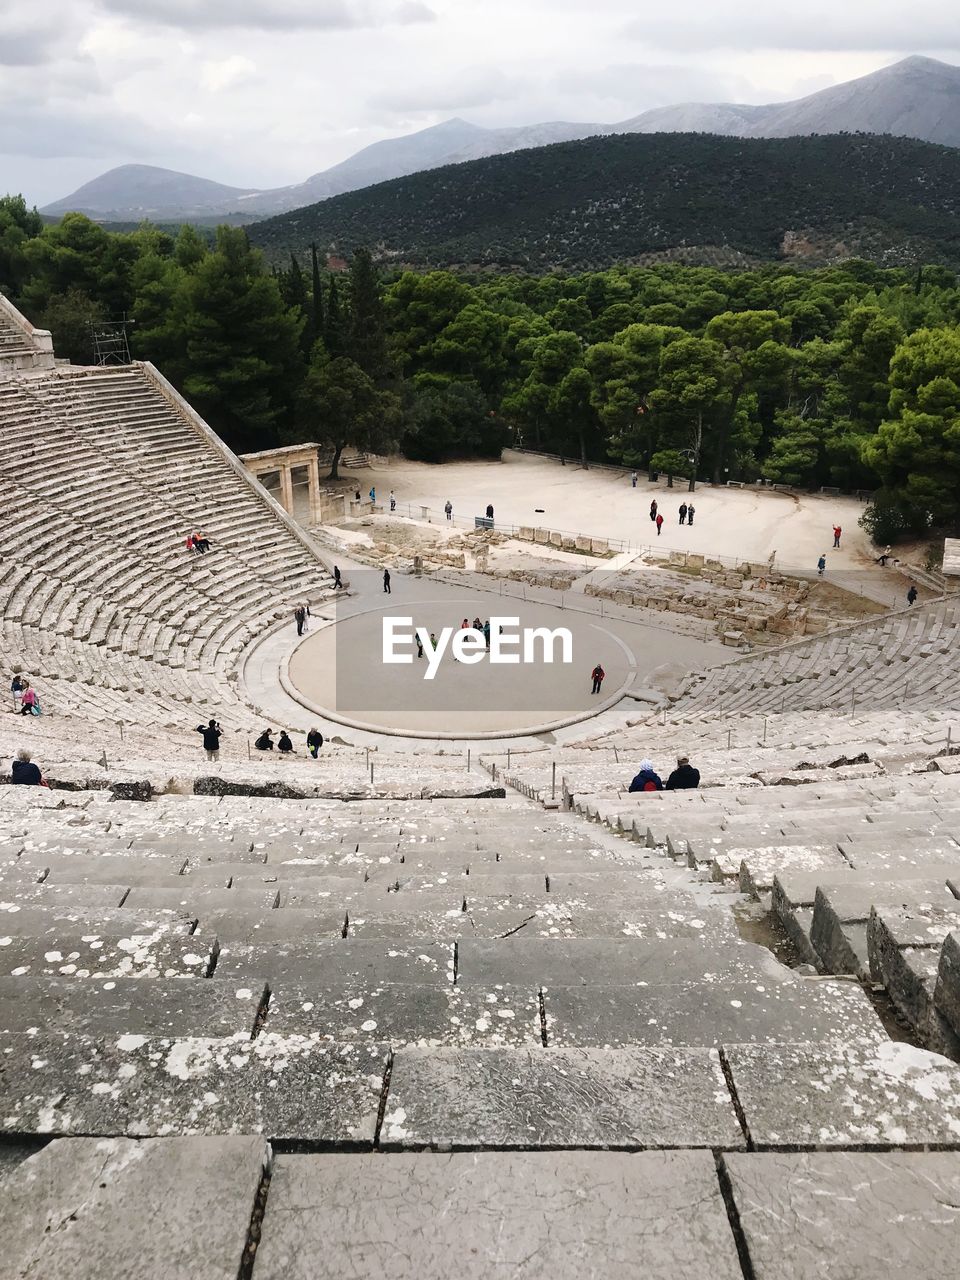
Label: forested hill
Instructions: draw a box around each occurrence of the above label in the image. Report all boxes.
[248,132,960,272]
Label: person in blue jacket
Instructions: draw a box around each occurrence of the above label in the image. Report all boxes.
[628,759,663,792]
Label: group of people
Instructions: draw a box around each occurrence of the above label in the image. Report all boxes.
[185,531,211,554]
[10,675,40,716]
[196,720,325,761]
[648,499,695,535]
[629,756,700,791]
[293,602,311,635]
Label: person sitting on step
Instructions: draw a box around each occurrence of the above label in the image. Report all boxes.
[628,759,663,792]
[278,730,294,753]
[255,728,275,750]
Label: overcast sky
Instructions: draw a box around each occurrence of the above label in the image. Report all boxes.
[3,0,959,206]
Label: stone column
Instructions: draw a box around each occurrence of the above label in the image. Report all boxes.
[308,454,322,526]
[279,464,295,515]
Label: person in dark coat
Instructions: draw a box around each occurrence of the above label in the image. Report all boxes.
[590,663,605,695]
[907,584,918,606]
[196,719,222,762]
[649,500,658,522]
[628,759,663,792]
[307,729,324,758]
[655,513,664,535]
[277,731,294,753]
[255,729,274,750]
[678,503,688,525]
[383,569,391,594]
[665,756,700,790]
[11,749,42,785]
[486,504,494,520]
[687,504,695,525]
[333,565,345,589]
[294,604,306,636]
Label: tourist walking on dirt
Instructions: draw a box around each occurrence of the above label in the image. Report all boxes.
[590,663,606,695]
[196,719,222,762]
[307,729,324,757]
[631,471,638,488]
[294,604,307,636]
[833,525,842,549]
[687,504,695,525]
[445,500,453,521]
[383,569,391,594]
[649,500,657,522]
[278,730,294,753]
[655,513,664,536]
[369,486,376,504]
[907,584,918,606]
[665,756,700,790]
[483,620,491,649]
[629,759,663,792]
[817,554,826,577]
[389,491,396,512]
[678,502,688,525]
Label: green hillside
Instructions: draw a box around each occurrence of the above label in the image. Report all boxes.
[248,132,960,271]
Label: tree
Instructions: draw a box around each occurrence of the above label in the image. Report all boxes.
[172,226,305,452]
[649,335,726,490]
[401,382,508,462]
[324,276,344,356]
[0,194,43,295]
[298,350,398,479]
[586,324,683,467]
[649,449,692,488]
[39,288,106,364]
[861,327,960,532]
[347,247,387,381]
[310,243,324,350]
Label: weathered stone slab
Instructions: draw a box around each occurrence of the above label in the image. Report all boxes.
[934,930,960,1040]
[124,885,281,911]
[264,981,540,1047]
[253,1150,743,1280]
[0,930,214,979]
[456,938,781,987]
[0,905,196,937]
[725,1040,960,1147]
[214,939,454,985]
[382,1046,743,1149]
[0,976,265,1037]
[197,907,347,943]
[0,1135,268,1280]
[0,884,130,911]
[734,846,845,895]
[839,839,960,870]
[544,976,884,1048]
[726,1151,960,1279]
[0,1032,388,1141]
[515,904,738,943]
[811,879,956,975]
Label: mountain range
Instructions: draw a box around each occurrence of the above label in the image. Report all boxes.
[39,56,960,225]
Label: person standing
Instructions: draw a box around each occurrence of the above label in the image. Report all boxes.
[369,486,376,504]
[817,554,826,577]
[687,503,695,525]
[833,525,842,549]
[655,513,664,536]
[678,502,688,525]
[649,499,658,522]
[416,633,424,659]
[483,619,491,650]
[485,503,494,520]
[383,569,391,594]
[907,584,918,606]
[196,719,222,762]
[590,663,605,695]
[389,491,396,512]
[294,604,306,636]
[444,500,453,521]
[307,728,324,757]
[631,471,638,488]
[11,674,25,713]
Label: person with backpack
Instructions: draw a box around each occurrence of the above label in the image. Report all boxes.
[196,719,222,762]
[590,663,605,695]
[817,554,826,577]
[629,759,663,792]
[307,729,324,758]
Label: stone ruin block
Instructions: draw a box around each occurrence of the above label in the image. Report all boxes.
[534,529,550,544]
[723,631,744,647]
[550,531,564,547]
[686,553,705,569]
[562,538,577,552]
[575,535,592,552]
[590,539,609,555]
[518,527,534,541]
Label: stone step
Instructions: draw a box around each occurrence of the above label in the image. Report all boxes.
[455,938,787,988]
[0,931,214,979]
[810,879,959,977]
[1,1135,269,1280]
[0,1031,388,1141]
[255,1150,745,1280]
[214,939,454,986]
[726,1150,960,1280]
[0,975,265,1037]
[724,1040,960,1149]
[543,975,884,1048]
[934,931,960,1042]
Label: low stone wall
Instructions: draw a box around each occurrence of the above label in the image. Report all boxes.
[516,527,614,557]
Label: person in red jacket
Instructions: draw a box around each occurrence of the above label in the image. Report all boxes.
[655,513,664,535]
[590,663,605,695]
[833,525,842,548]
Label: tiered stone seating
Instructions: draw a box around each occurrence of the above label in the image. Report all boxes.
[1,361,334,730]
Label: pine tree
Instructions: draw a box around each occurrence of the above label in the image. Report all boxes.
[310,243,324,348]
[324,276,344,356]
[347,247,387,381]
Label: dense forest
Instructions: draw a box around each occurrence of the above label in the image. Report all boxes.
[247,133,960,273]
[2,194,960,541]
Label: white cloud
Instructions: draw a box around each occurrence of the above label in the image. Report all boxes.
[200,55,257,93]
[96,0,436,32]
